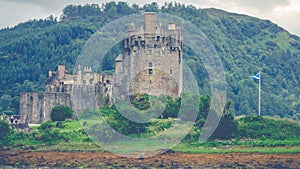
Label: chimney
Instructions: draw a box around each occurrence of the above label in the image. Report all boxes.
[48,69,52,78]
[57,64,66,79]
[128,23,136,36]
[168,23,176,31]
[144,12,156,37]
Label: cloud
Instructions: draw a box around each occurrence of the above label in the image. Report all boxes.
[271,0,300,35]
[0,0,299,36]
[0,1,46,28]
[189,0,300,35]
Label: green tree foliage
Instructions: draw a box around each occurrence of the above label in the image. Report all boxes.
[0,120,11,140]
[0,2,300,118]
[0,95,12,110]
[38,121,54,130]
[210,101,238,140]
[161,96,181,118]
[50,105,73,122]
[129,94,150,110]
[237,116,300,140]
[101,105,147,135]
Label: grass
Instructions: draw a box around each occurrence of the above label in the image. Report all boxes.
[58,120,82,132]
[27,140,300,154]
[11,119,300,154]
[174,144,300,154]
[35,141,103,152]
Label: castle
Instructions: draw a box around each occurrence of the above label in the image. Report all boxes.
[20,12,183,124]
[20,65,113,124]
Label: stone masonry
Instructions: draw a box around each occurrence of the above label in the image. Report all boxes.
[114,12,183,98]
[20,12,183,124]
[20,65,113,124]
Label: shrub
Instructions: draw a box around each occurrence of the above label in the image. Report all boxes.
[0,120,11,140]
[237,116,300,140]
[38,121,53,130]
[50,105,73,122]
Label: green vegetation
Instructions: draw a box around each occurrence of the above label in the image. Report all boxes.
[0,120,11,140]
[1,93,300,153]
[1,115,300,153]
[0,2,299,118]
[50,105,73,122]
[0,120,91,149]
[237,116,300,140]
[0,1,300,155]
[173,144,300,154]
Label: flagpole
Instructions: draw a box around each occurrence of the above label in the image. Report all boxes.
[258,71,261,116]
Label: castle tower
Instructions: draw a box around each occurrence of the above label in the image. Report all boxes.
[144,12,156,37]
[128,23,136,36]
[57,64,66,79]
[115,13,183,98]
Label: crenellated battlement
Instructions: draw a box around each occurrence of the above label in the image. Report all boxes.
[20,12,183,124]
[115,12,183,98]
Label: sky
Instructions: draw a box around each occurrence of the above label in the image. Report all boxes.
[0,0,299,36]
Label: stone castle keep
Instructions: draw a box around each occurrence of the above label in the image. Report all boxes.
[20,12,183,124]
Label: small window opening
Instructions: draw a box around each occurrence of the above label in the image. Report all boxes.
[148,69,153,75]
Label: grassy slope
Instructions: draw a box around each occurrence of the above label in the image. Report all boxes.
[14,117,299,154]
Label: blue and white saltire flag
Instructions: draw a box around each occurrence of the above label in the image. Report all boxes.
[251,72,260,81]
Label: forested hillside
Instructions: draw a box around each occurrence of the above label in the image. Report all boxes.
[0,2,299,119]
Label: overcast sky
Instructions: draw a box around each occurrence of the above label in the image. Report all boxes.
[0,0,299,36]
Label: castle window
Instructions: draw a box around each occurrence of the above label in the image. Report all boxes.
[148,69,153,75]
[148,62,153,67]
[135,41,138,46]
[170,69,173,74]
[156,36,160,41]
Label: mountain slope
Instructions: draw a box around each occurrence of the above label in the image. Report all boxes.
[0,2,299,119]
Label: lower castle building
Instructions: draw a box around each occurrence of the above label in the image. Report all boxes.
[20,12,183,124]
[20,64,113,124]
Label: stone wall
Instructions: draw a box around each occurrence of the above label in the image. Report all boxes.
[20,12,182,124]
[20,92,71,124]
[20,83,112,124]
[114,12,183,98]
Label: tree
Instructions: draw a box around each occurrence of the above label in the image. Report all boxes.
[0,95,12,110]
[210,100,238,140]
[38,121,54,130]
[50,105,73,122]
[0,120,11,140]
